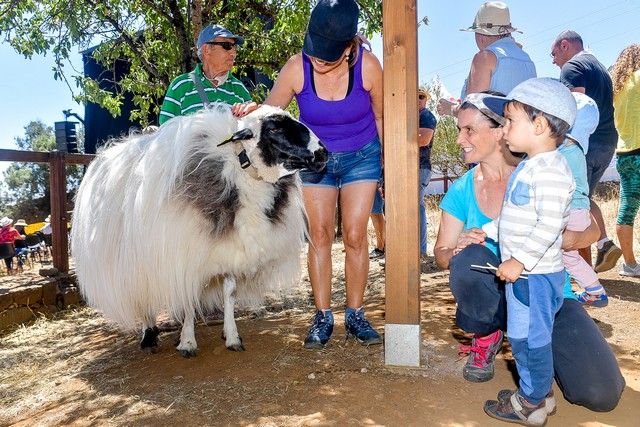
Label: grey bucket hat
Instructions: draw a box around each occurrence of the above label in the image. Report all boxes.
[483,78,577,128]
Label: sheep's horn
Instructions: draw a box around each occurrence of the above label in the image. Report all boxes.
[218,128,254,146]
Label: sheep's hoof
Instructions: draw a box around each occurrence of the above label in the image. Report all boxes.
[142,345,158,354]
[178,348,197,358]
[226,337,245,352]
[226,343,245,352]
[140,326,160,353]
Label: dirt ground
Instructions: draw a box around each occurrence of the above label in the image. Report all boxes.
[1,193,639,426]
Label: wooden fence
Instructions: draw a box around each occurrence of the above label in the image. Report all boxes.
[0,149,96,273]
[430,174,455,192]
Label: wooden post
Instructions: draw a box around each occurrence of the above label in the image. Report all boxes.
[49,151,69,273]
[382,0,421,366]
[443,167,449,192]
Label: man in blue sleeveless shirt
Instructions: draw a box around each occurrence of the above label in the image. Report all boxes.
[437,1,536,117]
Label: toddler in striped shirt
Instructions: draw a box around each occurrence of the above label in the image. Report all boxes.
[479,78,577,426]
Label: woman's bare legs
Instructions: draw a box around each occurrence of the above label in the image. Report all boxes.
[303,186,339,310]
[340,182,378,308]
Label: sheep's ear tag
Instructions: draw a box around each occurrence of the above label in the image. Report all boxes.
[238,150,251,169]
[218,128,254,146]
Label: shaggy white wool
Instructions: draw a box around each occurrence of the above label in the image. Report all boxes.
[72,106,309,332]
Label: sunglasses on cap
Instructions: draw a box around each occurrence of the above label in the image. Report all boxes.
[207,41,237,51]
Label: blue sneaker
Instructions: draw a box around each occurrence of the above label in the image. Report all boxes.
[304,310,334,349]
[576,291,609,308]
[345,307,382,345]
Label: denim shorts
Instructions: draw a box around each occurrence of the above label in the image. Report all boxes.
[300,136,382,188]
[371,189,384,214]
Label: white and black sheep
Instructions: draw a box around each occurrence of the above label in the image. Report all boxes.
[71,105,327,357]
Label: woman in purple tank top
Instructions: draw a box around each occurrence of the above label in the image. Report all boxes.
[242,0,383,349]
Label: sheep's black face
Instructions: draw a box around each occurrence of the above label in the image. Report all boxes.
[257,114,328,173]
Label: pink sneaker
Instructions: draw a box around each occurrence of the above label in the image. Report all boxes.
[459,329,504,382]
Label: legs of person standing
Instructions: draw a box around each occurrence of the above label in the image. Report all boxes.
[616,154,640,276]
[341,181,383,345]
[3,257,12,273]
[369,188,385,261]
[302,186,339,348]
[552,298,625,411]
[338,138,384,344]
[300,137,383,348]
[484,272,564,426]
[449,244,506,382]
[419,167,432,255]
[563,209,608,307]
[586,146,622,272]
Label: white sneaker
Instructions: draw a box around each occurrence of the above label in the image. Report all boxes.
[620,263,640,277]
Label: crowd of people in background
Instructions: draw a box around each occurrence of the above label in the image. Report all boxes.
[0,217,25,273]
[0,215,53,275]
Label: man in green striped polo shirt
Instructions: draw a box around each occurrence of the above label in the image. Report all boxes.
[159,24,254,125]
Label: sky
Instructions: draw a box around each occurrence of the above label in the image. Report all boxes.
[0,44,83,151]
[1,0,639,174]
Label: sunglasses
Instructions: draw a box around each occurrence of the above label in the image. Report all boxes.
[418,95,427,100]
[207,41,237,51]
[310,54,345,66]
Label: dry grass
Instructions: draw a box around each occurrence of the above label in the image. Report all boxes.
[0,308,143,423]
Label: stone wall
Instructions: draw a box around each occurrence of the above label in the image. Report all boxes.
[0,271,82,331]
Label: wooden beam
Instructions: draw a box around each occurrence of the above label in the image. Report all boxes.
[64,153,96,165]
[0,149,95,165]
[49,152,69,273]
[0,149,50,163]
[382,0,421,366]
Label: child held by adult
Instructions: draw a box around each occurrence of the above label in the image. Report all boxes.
[559,93,609,306]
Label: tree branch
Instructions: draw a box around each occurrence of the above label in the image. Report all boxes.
[166,0,193,73]
[138,0,173,22]
[83,0,161,79]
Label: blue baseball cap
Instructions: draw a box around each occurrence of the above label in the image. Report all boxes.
[197,24,244,51]
[566,92,599,153]
[483,78,577,128]
[303,0,359,62]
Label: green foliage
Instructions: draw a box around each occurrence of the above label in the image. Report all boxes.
[423,77,466,178]
[0,0,383,126]
[0,121,83,222]
[431,115,466,178]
